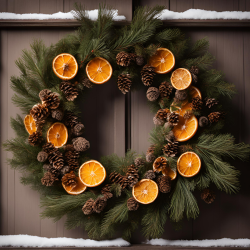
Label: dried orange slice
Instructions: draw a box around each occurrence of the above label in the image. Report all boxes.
[47,122,68,148]
[24,114,37,135]
[86,57,112,84]
[62,177,87,195]
[132,179,158,204]
[171,68,192,90]
[148,48,175,74]
[162,166,177,180]
[79,160,106,187]
[177,152,201,177]
[52,53,78,80]
[172,116,198,142]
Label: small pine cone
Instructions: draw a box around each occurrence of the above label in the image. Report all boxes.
[48,149,64,170]
[208,112,224,123]
[42,92,60,110]
[39,89,51,101]
[175,90,187,101]
[164,122,174,130]
[126,164,139,187]
[156,176,171,193]
[191,97,203,111]
[93,197,107,213]
[141,64,155,86]
[117,74,132,94]
[109,172,128,189]
[156,108,169,121]
[168,112,179,126]
[127,197,139,211]
[159,81,173,99]
[205,98,219,108]
[191,73,198,84]
[30,103,49,122]
[43,164,52,172]
[146,87,159,102]
[201,188,216,204]
[61,165,71,176]
[28,131,43,146]
[72,137,90,152]
[41,172,58,186]
[165,131,175,142]
[65,148,79,170]
[153,156,167,173]
[146,153,156,163]
[143,170,155,180]
[163,141,179,157]
[43,142,56,155]
[37,151,48,162]
[153,115,164,126]
[147,145,155,155]
[82,198,95,215]
[136,56,144,66]
[64,112,79,128]
[101,184,113,199]
[116,51,131,67]
[183,111,193,120]
[72,123,84,136]
[134,157,145,167]
[35,119,46,131]
[62,171,77,189]
[60,81,78,101]
[81,77,93,88]
[199,116,209,127]
[51,109,64,121]
[190,66,199,75]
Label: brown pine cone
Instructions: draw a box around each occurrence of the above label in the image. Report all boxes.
[190,66,199,75]
[82,198,95,215]
[109,172,128,189]
[201,188,216,204]
[117,74,132,94]
[72,123,84,136]
[42,142,56,155]
[147,145,155,155]
[183,111,193,120]
[60,81,78,101]
[43,164,52,172]
[141,64,155,86]
[101,184,113,199]
[136,56,144,66]
[51,109,64,121]
[153,115,165,126]
[153,156,167,173]
[208,112,225,123]
[37,151,48,162]
[199,116,209,127]
[30,103,49,121]
[116,51,132,67]
[41,172,58,186]
[156,108,169,121]
[191,97,203,111]
[163,141,179,157]
[61,165,71,176]
[205,98,219,108]
[146,87,159,101]
[65,148,79,170]
[126,165,139,187]
[159,81,173,99]
[143,170,156,180]
[165,131,175,142]
[42,92,60,109]
[156,176,171,193]
[72,137,90,152]
[175,90,187,101]
[164,122,174,130]
[39,89,51,101]
[81,77,93,88]
[48,149,64,170]
[191,73,198,84]
[168,112,179,126]
[35,119,46,131]
[28,131,43,146]
[64,112,79,128]
[127,197,139,211]
[93,197,107,213]
[62,171,77,189]
[146,153,156,163]
[134,157,145,167]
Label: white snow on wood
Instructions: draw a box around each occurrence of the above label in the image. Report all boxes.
[159,9,250,20]
[0,10,126,21]
[146,238,250,247]
[0,235,130,247]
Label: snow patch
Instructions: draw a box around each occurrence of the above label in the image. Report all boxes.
[146,238,250,247]
[0,235,130,247]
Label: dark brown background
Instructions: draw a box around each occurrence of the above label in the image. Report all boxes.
[0,0,250,244]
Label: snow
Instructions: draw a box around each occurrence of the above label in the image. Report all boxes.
[0,235,130,248]
[158,9,250,20]
[0,10,126,21]
[146,238,250,247]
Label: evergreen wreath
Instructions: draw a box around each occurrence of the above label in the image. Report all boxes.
[4,5,250,241]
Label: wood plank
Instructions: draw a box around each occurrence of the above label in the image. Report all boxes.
[0,0,7,12]
[134,0,169,8]
[39,0,64,14]
[170,0,193,12]
[193,0,238,11]
[13,0,40,14]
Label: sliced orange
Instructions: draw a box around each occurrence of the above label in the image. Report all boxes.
[47,122,68,148]
[171,68,192,90]
[177,152,201,177]
[132,179,158,204]
[148,48,175,74]
[172,116,198,142]
[62,176,87,195]
[162,166,177,180]
[24,114,37,135]
[86,57,112,84]
[52,53,78,80]
[79,160,106,187]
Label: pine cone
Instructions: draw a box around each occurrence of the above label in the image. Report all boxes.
[136,56,144,66]
[201,188,215,204]
[191,73,198,84]
[72,137,90,152]
[199,116,209,127]
[190,66,199,75]
[163,141,179,157]
[191,97,203,111]
[143,170,155,180]
[65,147,79,170]
[109,171,128,189]
[147,145,155,155]
[93,197,107,213]
[156,108,169,121]
[141,64,155,86]
[164,122,174,130]
[168,112,179,126]
[60,81,78,101]
[35,119,46,131]
[28,131,43,146]
[205,98,219,108]
[147,87,159,101]
[43,142,56,155]
[134,157,145,167]
[48,149,64,170]
[208,112,224,123]
[183,111,193,120]
[61,165,71,176]
[153,156,167,173]
[117,74,132,94]
[159,81,173,98]
[37,151,48,162]
[61,171,77,189]
[116,51,132,67]
[175,90,187,101]
[156,176,171,193]
[126,165,139,187]
[153,116,165,126]
[81,77,93,88]
[30,103,49,121]
[64,112,79,128]
[42,92,60,109]
[146,153,156,163]
[51,109,64,121]
[82,198,95,215]
[127,197,139,211]
[165,131,175,142]
[72,123,84,136]
[39,89,51,101]
[41,172,58,186]
[101,184,113,199]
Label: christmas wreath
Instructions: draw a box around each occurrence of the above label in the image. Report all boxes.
[4,5,250,240]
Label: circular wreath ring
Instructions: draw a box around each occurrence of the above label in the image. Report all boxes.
[4,5,250,241]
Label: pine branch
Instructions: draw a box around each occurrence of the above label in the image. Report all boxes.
[10,115,28,138]
[154,28,184,44]
[184,52,214,70]
[187,37,209,58]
